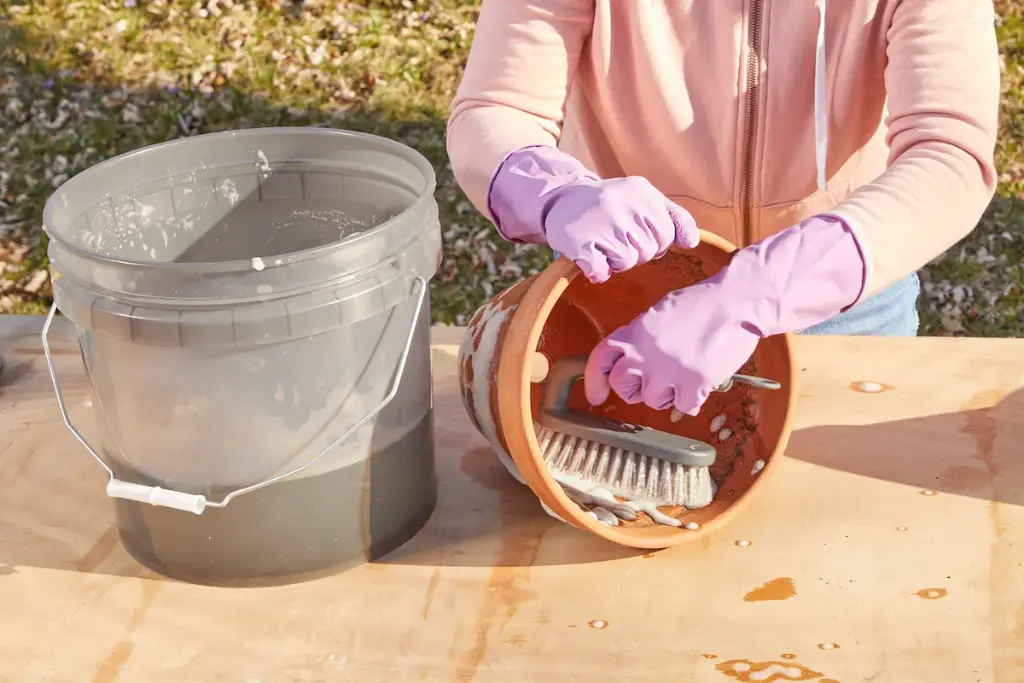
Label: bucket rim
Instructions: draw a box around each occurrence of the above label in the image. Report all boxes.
[41,127,438,275]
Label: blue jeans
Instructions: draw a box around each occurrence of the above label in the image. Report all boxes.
[552,251,920,337]
[800,273,920,336]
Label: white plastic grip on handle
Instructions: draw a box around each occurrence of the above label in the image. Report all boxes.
[106,480,207,514]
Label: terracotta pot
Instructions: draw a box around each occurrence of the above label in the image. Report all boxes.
[457,231,797,549]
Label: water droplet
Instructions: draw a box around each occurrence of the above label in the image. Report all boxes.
[588,619,607,630]
[851,380,890,393]
[897,525,908,531]
[818,643,838,651]
[735,540,751,547]
[921,489,937,496]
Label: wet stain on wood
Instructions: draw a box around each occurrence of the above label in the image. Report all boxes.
[743,577,796,602]
[849,380,892,394]
[90,581,158,683]
[961,388,1019,683]
[91,642,133,683]
[421,569,440,619]
[847,378,897,395]
[715,658,823,681]
[916,588,948,600]
[452,448,553,682]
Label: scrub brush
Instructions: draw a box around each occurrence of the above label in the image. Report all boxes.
[533,356,720,517]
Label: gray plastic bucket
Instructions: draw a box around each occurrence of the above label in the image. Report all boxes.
[41,128,442,585]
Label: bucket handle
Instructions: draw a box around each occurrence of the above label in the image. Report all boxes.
[41,275,429,514]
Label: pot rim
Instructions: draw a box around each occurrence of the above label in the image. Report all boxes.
[495,230,799,549]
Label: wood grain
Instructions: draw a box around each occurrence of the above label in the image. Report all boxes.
[1,316,1023,682]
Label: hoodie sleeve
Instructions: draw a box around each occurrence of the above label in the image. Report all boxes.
[827,0,1000,300]
[445,0,595,220]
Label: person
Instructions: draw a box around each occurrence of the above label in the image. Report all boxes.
[446,0,999,418]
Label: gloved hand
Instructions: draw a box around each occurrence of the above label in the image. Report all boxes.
[584,215,868,415]
[487,145,699,283]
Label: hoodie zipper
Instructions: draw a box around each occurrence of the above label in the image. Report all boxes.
[740,0,764,247]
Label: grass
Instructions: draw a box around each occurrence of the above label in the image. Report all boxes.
[0,0,1022,334]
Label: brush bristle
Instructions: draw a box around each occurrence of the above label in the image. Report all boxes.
[535,424,716,509]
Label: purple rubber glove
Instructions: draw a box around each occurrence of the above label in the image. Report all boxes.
[487,145,699,283]
[584,215,867,414]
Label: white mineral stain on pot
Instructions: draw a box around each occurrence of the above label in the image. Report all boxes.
[710,413,727,432]
[461,300,522,483]
[751,459,766,475]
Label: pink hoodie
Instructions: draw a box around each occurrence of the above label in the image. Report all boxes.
[446,0,1000,299]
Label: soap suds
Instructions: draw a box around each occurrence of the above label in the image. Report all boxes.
[553,472,682,527]
[218,178,240,204]
[256,149,272,172]
[588,506,619,526]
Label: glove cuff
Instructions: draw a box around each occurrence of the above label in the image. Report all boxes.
[486,145,599,244]
[713,215,868,338]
